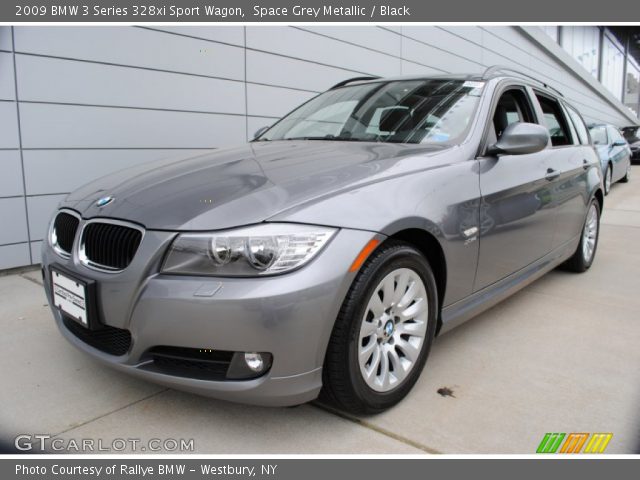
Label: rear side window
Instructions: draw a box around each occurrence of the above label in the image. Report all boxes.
[565,105,590,145]
[608,126,626,144]
[589,125,608,145]
[562,106,580,145]
[535,93,573,147]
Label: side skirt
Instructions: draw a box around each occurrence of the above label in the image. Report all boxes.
[438,236,579,335]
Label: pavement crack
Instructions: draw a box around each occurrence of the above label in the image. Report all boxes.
[311,401,442,454]
[52,388,170,437]
[605,207,640,213]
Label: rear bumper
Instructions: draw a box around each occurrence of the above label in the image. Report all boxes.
[42,225,380,406]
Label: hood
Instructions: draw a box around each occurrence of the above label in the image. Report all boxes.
[62,141,449,230]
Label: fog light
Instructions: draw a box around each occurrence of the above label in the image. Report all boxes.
[244,352,264,372]
[226,351,273,379]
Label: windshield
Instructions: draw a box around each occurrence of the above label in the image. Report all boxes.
[257,79,484,145]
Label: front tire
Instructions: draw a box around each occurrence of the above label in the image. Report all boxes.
[563,199,600,273]
[321,240,438,414]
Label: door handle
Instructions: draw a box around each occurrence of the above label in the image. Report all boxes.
[545,168,560,181]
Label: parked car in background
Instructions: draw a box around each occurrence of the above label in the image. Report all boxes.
[41,68,604,414]
[589,124,632,194]
[621,125,640,162]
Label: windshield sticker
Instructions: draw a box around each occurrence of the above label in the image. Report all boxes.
[430,132,451,142]
[463,81,485,89]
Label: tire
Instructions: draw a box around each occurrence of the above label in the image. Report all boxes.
[604,164,612,195]
[620,163,631,183]
[562,199,600,273]
[320,240,438,414]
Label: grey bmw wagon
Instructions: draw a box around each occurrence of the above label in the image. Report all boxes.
[42,67,603,414]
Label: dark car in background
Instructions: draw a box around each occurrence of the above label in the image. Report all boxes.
[589,124,632,194]
[621,125,640,162]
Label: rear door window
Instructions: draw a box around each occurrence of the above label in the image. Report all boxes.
[534,93,573,147]
[565,105,590,145]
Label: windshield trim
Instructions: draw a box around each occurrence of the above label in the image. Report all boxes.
[254,78,485,147]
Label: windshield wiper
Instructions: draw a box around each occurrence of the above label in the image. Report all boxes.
[282,135,366,141]
[284,136,333,140]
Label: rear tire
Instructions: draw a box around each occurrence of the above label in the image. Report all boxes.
[320,240,438,415]
[620,164,631,183]
[563,199,600,273]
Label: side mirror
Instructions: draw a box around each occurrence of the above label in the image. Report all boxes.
[611,139,627,147]
[487,122,550,156]
[253,126,270,140]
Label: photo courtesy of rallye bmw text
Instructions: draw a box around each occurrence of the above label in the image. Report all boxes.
[0,0,639,478]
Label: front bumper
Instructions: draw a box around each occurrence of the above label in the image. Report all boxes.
[42,223,380,406]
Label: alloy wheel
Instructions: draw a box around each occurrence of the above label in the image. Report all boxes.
[357,268,429,393]
[582,204,598,264]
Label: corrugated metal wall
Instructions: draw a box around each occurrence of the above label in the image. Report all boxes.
[0,25,634,269]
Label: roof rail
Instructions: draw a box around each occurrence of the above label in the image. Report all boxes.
[330,76,381,89]
[482,65,564,97]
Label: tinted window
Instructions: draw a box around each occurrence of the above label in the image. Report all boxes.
[589,125,608,145]
[535,94,573,147]
[562,106,580,145]
[622,126,640,143]
[608,127,626,144]
[565,105,590,145]
[259,79,484,145]
[492,89,535,139]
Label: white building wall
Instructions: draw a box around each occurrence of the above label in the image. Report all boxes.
[0,25,635,269]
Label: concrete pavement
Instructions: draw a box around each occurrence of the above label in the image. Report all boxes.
[1,166,639,454]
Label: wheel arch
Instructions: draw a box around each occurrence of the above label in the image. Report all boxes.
[384,228,447,334]
[593,187,604,213]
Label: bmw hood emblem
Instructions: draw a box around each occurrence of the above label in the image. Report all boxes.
[96,196,114,207]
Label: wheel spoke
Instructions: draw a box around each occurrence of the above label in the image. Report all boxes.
[359,319,377,339]
[368,294,385,317]
[396,319,427,337]
[359,338,376,364]
[362,343,381,378]
[386,347,406,383]
[395,337,421,363]
[397,281,418,309]
[399,297,427,321]
[377,349,390,389]
[382,275,395,305]
[392,271,410,305]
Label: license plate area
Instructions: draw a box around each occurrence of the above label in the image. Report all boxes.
[51,267,98,330]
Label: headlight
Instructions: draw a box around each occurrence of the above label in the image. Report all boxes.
[162,223,337,276]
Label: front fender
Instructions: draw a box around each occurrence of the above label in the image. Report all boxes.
[270,156,482,306]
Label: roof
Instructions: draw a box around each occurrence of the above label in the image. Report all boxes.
[330,66,563,97]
